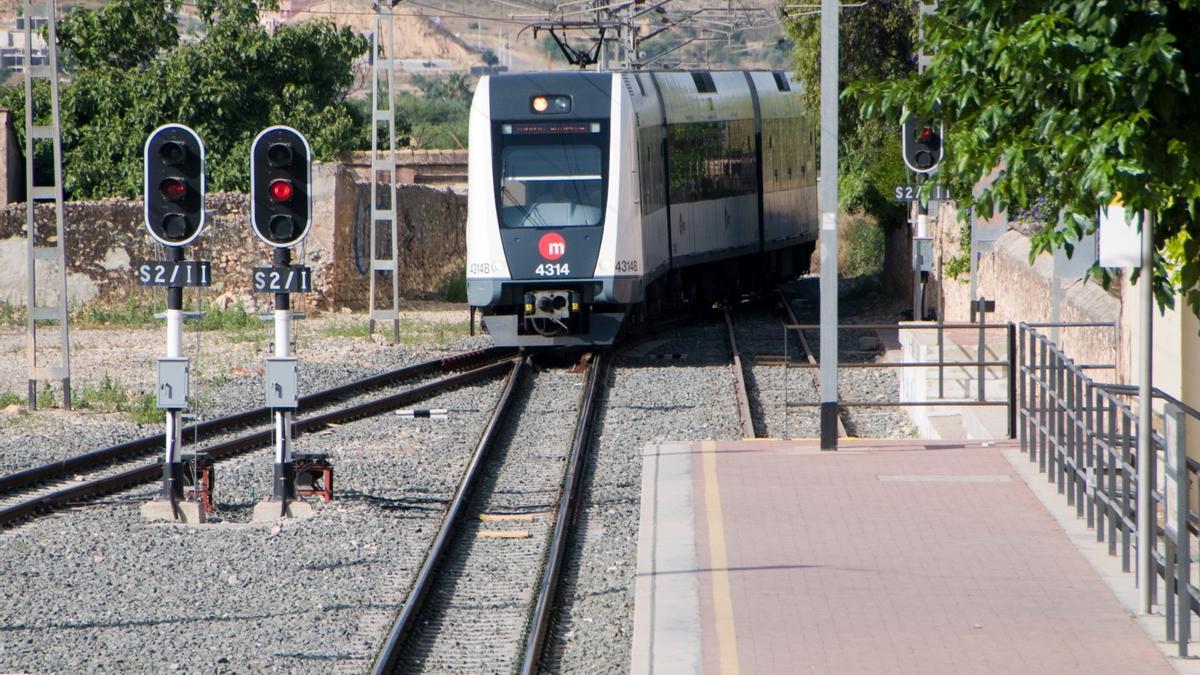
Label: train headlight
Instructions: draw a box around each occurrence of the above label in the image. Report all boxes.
[530,95,571,114]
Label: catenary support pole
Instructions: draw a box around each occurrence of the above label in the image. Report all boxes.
[818,0,840,450]
[162,245,185,504]
[272,246,295,512]
[1137,209,1155,614]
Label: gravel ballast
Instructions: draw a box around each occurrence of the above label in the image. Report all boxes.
[0,350,505,673]
[545,319,743,672]
[2,283,918,673]
[396,366,583,672]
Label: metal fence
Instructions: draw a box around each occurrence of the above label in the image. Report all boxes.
[1018,323,1198,656]
[784,321,1019,436]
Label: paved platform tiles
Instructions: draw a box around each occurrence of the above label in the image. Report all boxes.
[633,438,1176,674]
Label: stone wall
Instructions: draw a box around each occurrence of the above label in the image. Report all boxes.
[926,201,1121,374]
[0,109,21,204]
[0,161,467,312]
[328,167,468,311]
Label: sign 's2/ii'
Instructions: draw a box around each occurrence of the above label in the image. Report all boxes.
[137,260,211,287]
[893,184,952,202]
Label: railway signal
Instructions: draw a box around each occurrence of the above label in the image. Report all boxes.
[249,126,318,521]
[902,114,943,174]
[250,125,312,248]
[144,124,206,246]
[138,123,213,523]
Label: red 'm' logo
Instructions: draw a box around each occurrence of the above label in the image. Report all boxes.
[538,233,566,260]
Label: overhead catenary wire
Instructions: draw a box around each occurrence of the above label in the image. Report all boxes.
[174,0,537,24]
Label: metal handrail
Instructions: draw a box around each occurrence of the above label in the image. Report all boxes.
[1022,321,1117,329]
[1017,323,1197,656]
[1094,383,1200,422]
[785,322,1014,330]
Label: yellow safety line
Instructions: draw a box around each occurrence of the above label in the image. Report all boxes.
[700,440,741,675]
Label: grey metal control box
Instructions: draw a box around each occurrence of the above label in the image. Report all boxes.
[913,237,934,273]
[265,357,299,409]
[157,358,190,409]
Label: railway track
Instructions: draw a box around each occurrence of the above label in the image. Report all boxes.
[723,306,758,438]
[373,351,608,674]
[779,289,850,438]
[0,348,516,529]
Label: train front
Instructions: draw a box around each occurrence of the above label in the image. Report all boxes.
[466,72,627,348]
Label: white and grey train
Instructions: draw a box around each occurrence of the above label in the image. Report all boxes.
[466,70,817,347]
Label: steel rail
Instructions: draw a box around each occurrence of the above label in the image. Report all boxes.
[372,357,528,674]
[722,307,757,438]
[0,359,516,529]
[519,350,608,675]
[778,290,848,438]
[0,347,511,496]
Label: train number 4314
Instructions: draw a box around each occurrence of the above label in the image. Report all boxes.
[535,263,570,277]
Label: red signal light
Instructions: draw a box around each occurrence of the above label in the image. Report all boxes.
[269,178,294,202]
[916,127,933,143]
[160,178,186,201]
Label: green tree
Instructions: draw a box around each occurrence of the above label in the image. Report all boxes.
[854,1,1200,315]
[1,0,367,198]
[394,75,473,149]
[784,2,916,228]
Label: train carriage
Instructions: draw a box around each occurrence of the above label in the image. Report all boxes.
[466,69,817,347]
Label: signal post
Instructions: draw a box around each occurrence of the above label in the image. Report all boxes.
[139,124,211,523]
[901,114,943,319]
[248,126,318,522]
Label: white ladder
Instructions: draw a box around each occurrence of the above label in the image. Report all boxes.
[368,5,400,342]
[23,0,70,410]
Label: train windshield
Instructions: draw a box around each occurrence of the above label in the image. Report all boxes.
[497,134,606,228]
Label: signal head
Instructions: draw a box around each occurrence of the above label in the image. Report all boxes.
[158,140,187,166]
[269,214,297,240]
[144,124,205,247]
[901,114,943,174]
[160,178,187,201]
[269,178,294,203]
[250,126,312,248]
[267,142,294,168]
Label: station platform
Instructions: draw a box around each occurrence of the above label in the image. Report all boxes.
[632,439,1176,674]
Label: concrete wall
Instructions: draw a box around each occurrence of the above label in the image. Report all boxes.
[0,162,466,312]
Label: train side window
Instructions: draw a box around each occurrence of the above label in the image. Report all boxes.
[691,72,716,94]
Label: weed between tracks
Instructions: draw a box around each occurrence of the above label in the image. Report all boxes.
[75,296,263,332]
[19,376,161,424]
[320,317,472,345]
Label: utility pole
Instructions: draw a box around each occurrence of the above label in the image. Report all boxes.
[818,0,839,450]
[1137,209,1155,614]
